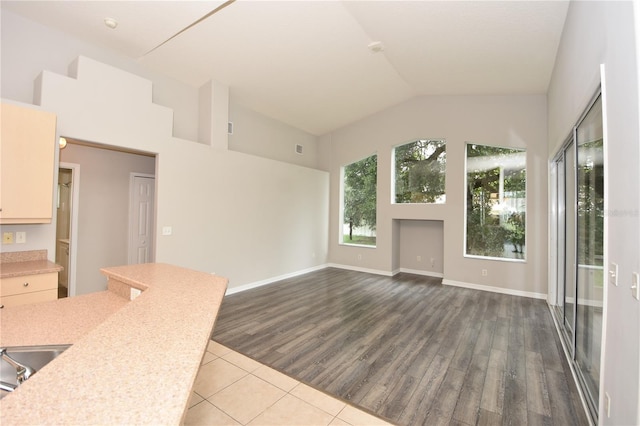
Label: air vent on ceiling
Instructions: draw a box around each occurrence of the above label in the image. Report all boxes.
[295,144,304,155]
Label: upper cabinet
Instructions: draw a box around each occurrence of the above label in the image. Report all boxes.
[0,103,57,224]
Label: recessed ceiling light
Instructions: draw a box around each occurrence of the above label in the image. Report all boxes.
[104,17,118,29]
[368,41,384,53]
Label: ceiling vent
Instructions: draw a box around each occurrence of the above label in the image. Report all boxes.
[295,144,303,155]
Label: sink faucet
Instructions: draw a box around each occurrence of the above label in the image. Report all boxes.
[0,348,36,384]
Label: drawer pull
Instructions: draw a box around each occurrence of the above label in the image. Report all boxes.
[23,282,29,287]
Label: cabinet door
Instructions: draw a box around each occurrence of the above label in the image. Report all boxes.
[0,103,57,224]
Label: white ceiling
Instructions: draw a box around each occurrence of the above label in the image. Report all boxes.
[2,0,570,136]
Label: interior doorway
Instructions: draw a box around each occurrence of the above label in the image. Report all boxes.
[55,163,79,298]
[58,139,156,295]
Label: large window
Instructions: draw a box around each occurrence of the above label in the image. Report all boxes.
[393,139,446,203]
[465,143,526,260]
[341,154,377,246]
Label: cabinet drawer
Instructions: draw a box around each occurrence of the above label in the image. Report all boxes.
[0,289,58,308]
[0,273,57,297]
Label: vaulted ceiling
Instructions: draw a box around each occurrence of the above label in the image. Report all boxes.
[2,1,569,135]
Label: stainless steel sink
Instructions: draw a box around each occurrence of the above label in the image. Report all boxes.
[1,344,71,398]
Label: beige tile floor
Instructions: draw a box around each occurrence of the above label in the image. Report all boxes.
[184,341,393,426]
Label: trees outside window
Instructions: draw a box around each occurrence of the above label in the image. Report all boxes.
[393,139,446,203]
[465,143,526,260]
[342,154,377,246]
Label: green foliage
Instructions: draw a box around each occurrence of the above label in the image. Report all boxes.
[342,235,376,246]
[504,212,525,253]
[465,143,526,259]
[577,140,604,266]
[343,154,377,242]
[394,139,446,203]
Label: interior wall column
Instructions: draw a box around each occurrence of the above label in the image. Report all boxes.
[198,79,229,150]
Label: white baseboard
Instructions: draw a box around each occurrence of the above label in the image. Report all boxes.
[396,268,444,279]
[226,264,547,301]
[225,264,328,295]
[442,278,547,300]
[326,263,394,276]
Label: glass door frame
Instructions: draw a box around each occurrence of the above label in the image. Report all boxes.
[550,88,603,424]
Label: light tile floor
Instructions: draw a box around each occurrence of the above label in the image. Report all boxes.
[184,341,393,426]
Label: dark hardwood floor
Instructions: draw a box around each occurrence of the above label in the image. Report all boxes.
[212,268,588,425]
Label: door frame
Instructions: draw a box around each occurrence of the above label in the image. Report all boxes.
[128,172,156,264]
[59,162,80,297]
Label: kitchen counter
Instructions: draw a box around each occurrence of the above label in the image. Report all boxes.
[0,263,228,425]
[0,249,63,278]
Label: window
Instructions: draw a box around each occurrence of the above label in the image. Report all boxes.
[465,143,526,260]
[393,139,446,203]
[341,154,377,246]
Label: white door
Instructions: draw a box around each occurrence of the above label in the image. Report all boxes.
[129,174,155,264]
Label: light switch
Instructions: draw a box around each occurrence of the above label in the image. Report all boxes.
[609,263,618,286]
[632,272,639,301]
[162,226,172,236]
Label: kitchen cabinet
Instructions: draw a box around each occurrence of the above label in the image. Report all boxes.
[0,103,57,224]
[0,272,58,308]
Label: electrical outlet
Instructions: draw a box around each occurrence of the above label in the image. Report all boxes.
[2,232,14,244]
[430,257,435,267]
[417,255,422,262]
[482,269,488,276]
[16,231,26,244]
[357,254,362,261]
[130,287,142,300]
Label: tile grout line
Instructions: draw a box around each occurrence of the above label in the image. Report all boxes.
[193,344,388,425]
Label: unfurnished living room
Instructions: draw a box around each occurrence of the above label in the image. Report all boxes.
[0,1,638,426]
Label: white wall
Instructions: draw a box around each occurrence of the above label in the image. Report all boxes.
[1,10,330,291]
[0,9,199,142]
[396,220,444,277]
[319,95,548,297]
[29,56,329,291]
[547,1,640,424]
[59,143,156,295]
[229,101,318,168]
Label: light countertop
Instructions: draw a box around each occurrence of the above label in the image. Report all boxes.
[0,263,228,425]
[0,249,63,279]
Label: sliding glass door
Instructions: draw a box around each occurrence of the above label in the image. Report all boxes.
[575,97,604,410]
[551,92,603,423]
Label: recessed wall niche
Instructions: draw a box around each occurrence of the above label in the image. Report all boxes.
[394,219,444,277]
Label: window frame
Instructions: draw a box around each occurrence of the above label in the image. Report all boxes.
[463,142,527,262]
[391,138,447,205]
[339,152,378,248]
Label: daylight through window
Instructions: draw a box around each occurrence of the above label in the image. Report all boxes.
[342,154,377,246]
[393,139,446,204]
[465,143,526,260]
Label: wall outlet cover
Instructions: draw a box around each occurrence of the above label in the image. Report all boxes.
[2,232,14,244]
